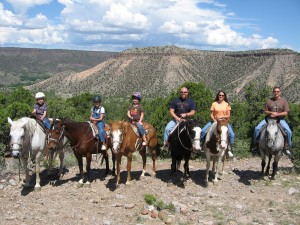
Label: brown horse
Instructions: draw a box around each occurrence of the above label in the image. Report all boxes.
[47,119,115,187]
[110,120,158,187]
[47,118,68,184]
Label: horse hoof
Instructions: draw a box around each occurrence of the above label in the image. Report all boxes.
[167,181,173,187]
[204,182,209,187]
[125,181,131,186]
[34,186,41,191]
[76,182,84,188]
[151,172,156,177]
[84,182,91,188]
[270,177,276,180]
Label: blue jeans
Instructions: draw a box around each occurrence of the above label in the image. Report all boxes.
[136,122,145,136]
[253,119,292,147]
[96,120,105,142]
[164,119,177,144]
[43,117,51,130]
[200,121,235,145]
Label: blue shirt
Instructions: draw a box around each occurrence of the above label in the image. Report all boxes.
[170,97,196,117]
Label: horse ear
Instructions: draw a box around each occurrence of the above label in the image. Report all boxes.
[110,120,112,124]
[8,117,13,125]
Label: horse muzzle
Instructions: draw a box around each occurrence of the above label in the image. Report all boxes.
[11,150,20,158]
[192,139,201,151]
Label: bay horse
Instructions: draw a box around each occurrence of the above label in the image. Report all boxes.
[8,117,47,191]
[48,119,115,187]
[204,118,229,186]
[110,120,158,187]
[168,119,201,186]
[259,118,284,180]
[47,118,68,183]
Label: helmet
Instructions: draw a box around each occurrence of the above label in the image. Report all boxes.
[92,95,101,102]
[35,92,45,99]
[132,92,142,100]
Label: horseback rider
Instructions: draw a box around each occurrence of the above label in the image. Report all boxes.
[127,92,148,146]
[163,87,196,149]
[90,95,106,150]
[200,90,235,157]
[31,92,51,130]
[251,86,292,156]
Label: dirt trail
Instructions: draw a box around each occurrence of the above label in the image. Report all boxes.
[0,156,299,225]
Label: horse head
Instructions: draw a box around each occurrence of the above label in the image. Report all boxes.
[48,118,64,151]
[186,119,202,152]
[265,118,281,150]
[216,117,229,150]
[110,120,124,153]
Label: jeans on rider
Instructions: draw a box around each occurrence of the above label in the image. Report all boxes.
[164,119,177,145]
[43,117,51,130]
[136,122,147,145]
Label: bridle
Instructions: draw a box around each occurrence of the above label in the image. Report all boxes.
[177,120,198,151]
[48,124,65,144]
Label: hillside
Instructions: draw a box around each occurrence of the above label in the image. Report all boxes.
[26,46,300,102]
[0,47,116,86]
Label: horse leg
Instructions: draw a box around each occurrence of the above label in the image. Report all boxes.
[58,148,64,179]
[116,154,122,187]
[265,154,272,176]
[47,150,54,177]
[182,158,189,186]
[271,154,280,180]
[150,147,157,177]
[126,153,133,185]
[74,151,84,187]
[34,151,43,191]
[21,156,31,187]
[104,153,110,176]
[168,157,176,185]
[261,158,266,178]
[84,153,92,187]
[213,157,221,184]
[111,151,116,176]
[205,155,210,187]
[139,148,147,177]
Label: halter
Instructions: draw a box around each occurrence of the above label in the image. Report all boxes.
[48,125,65,144]
[177,120,197,151]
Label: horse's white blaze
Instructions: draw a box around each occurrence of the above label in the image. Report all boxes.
[111,129,122,152]
[192,127,201,150]
[220,126,228,149]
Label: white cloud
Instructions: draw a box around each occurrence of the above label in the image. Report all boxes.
[0,0,283,51]
[6,0,52,14]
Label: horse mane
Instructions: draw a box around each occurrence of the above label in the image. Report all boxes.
[15,117,38,136]
[206,121,218,141]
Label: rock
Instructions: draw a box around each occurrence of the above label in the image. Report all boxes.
[164,216,174,224]
[151,209,158,218]
[8,179,16,186]
[0,184,4,190]
[141,208,149,215]
[124,203,135,209]
[158,210,166,220]
[102,220,111,225]
[288,187,299,195]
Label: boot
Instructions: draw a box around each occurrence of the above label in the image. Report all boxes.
[283,142,292,156]
[251,142,259,155]
[162,141,169,151]
[142,135,148,146]
[101,142,107,150]
[227,144,234,158]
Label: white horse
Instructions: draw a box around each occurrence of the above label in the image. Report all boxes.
[204,118,229,186]
[8,117,47,191]
[259,118,284,180]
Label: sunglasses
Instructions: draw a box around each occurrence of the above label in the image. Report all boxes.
[181,92,188,94]
[273,91,280,93]
[218,94,224,97]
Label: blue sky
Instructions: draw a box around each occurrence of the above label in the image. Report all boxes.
[0,0,299,52]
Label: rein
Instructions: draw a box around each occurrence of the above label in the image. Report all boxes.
[177,121,194,151]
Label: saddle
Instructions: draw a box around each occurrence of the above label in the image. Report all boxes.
[129,122,149,151]
[260,122,287,137]
[88,122,111,139]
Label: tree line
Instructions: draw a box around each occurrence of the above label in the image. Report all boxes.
[0,82,299,172]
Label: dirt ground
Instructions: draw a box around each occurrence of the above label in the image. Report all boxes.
[0,153,299,225]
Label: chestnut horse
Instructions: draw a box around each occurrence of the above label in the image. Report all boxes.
[48,119,115,187]
[110,120,158,187]
[204,118,229,186]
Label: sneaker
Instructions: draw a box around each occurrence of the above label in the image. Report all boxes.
[101,144,106,150]
[162,142,169,151]
[227,151,234,158]
[142,142,147,146]
[284,149,292,156]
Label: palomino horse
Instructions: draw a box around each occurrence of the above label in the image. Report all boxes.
[168,119,201,185]
[259,118,284,180]
[48,119,115,187]
[8,117,47,191]
[47,118,68,183]
[204,118,229,186]
[110,120,158,186]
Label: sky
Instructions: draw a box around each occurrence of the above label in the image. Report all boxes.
[0,0,299,52]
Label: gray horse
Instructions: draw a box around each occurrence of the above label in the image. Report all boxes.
[259,118,284,180]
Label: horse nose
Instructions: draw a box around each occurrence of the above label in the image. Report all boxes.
[12,150,20,158]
